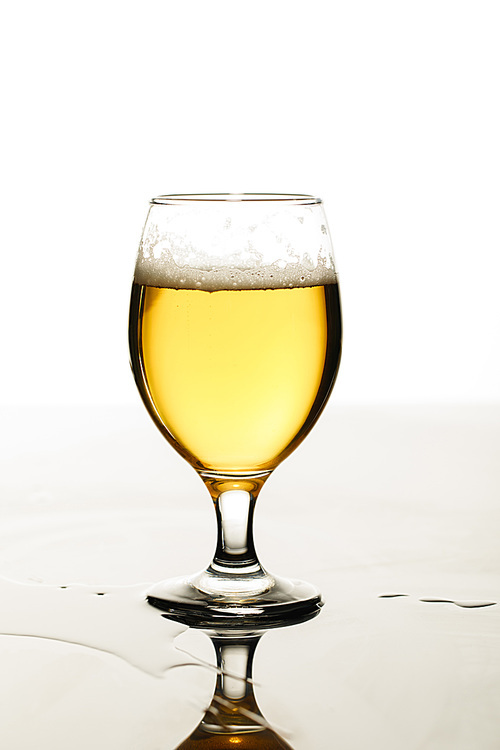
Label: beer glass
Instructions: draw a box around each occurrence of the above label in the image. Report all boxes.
[129,194,342,626]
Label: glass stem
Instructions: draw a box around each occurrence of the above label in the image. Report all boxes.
[199,472,271,579]
[212,489,260,572]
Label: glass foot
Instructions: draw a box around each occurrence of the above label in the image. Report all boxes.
[146,571,323,628]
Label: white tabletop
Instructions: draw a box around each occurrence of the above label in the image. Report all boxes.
[0,404,498,749]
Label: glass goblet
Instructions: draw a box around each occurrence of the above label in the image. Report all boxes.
[129,194,342,626]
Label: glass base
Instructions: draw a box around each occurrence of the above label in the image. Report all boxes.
[146,570,323,629]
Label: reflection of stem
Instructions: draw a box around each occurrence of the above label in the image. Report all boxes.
[175,632,294,749]
[206,636,262,730]
[209,694,272,730]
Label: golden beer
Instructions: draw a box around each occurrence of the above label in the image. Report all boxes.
[129,280,341,474]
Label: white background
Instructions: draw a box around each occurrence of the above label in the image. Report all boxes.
[1,0,499,406]
[0,7,499,747]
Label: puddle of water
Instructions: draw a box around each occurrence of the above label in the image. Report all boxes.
[378,593,409,598]
[419,598,497,609]
[379,592,497,609]
[0,576,194,676]
[0,574,295,746]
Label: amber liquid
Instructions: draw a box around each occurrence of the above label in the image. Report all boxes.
[175,725,294,749]
[129,283,341,473]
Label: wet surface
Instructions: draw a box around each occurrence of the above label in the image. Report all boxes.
[0,405,499,749]
[379,593,497,608]
[419,598,497,608]
[0,577,189,676]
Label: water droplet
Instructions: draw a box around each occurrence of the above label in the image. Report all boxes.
[420,598,497,609]
[378,593,408,598]
[379,593,497,608]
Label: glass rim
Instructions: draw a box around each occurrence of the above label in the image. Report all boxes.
[150,193,322,206]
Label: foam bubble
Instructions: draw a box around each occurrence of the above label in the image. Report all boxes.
[134,249,337,291]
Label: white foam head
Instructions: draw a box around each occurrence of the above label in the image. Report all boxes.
[134,195,338,291]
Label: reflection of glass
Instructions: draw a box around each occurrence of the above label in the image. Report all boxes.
[176,605,319,749]
[176,632,293,749]
[129,195,342,625]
